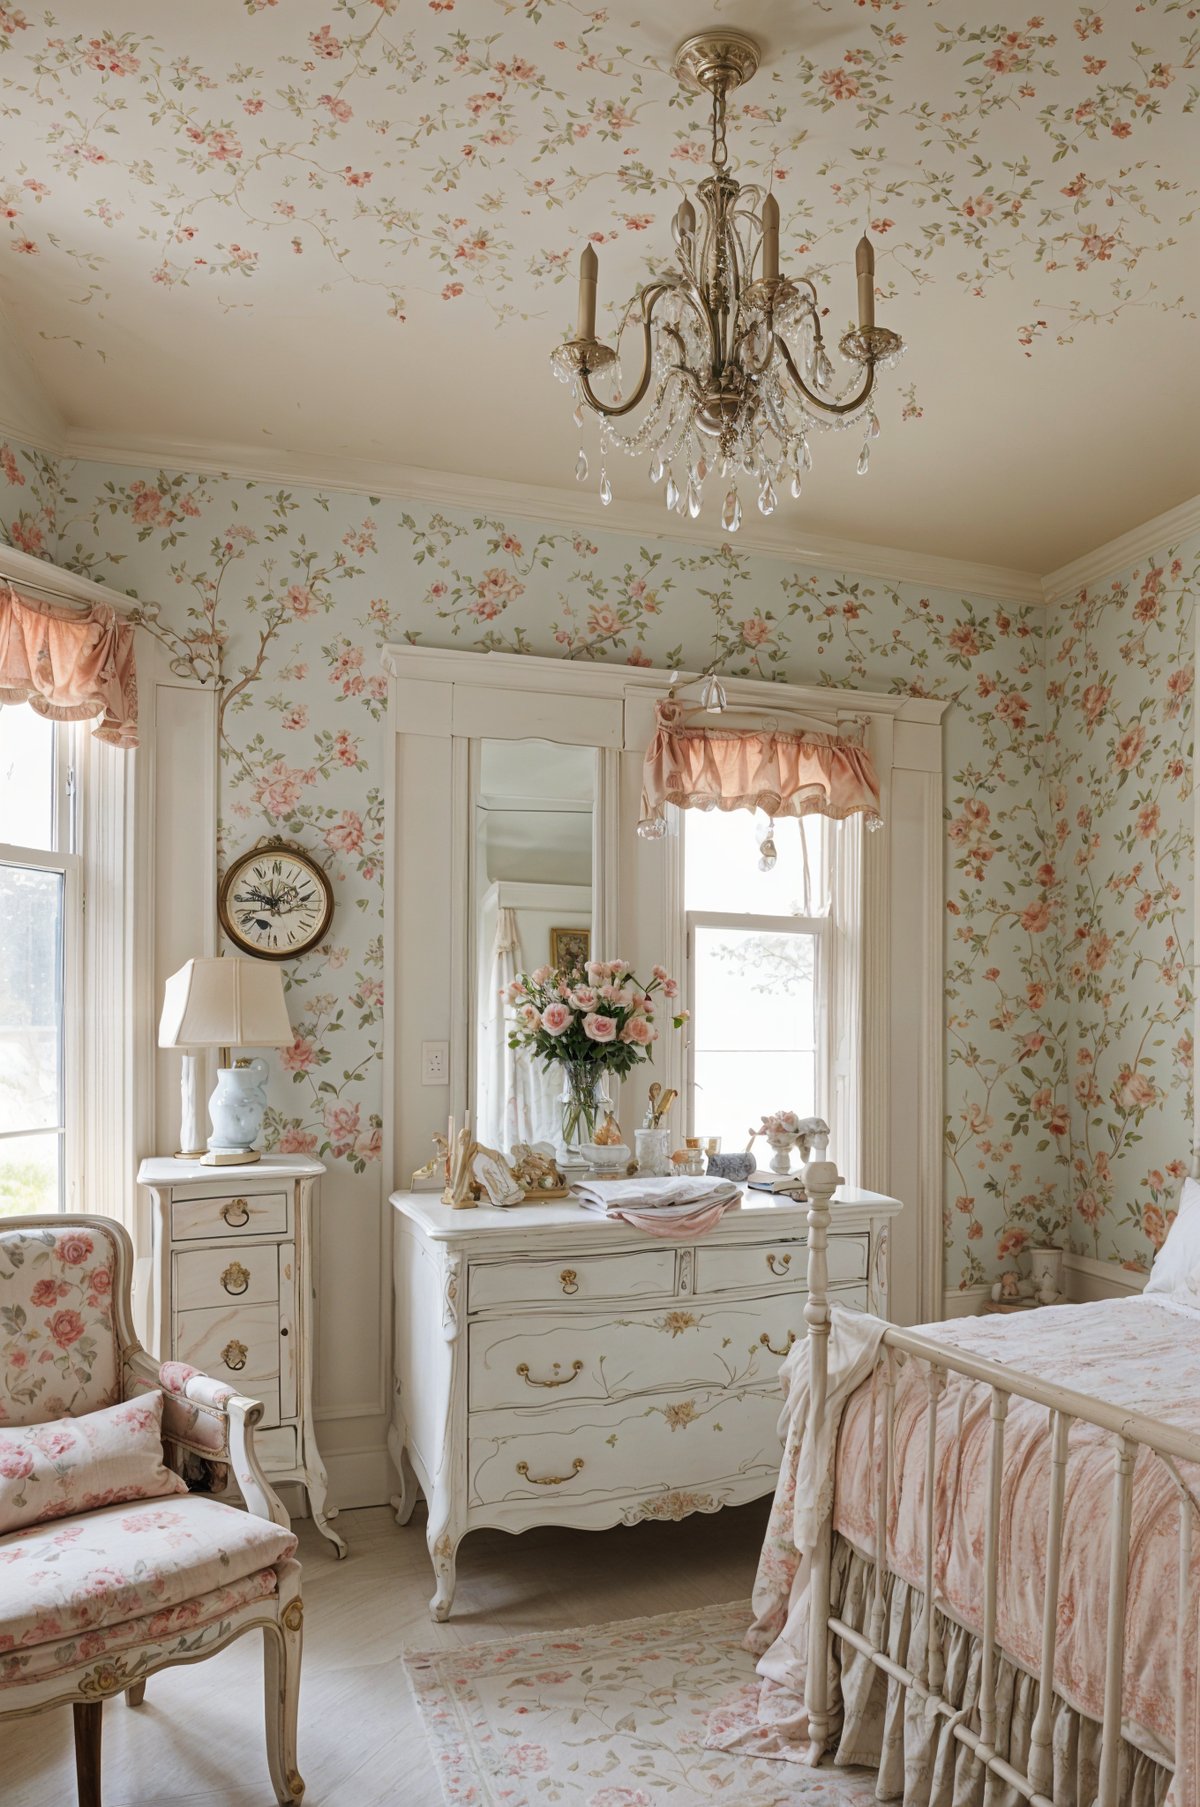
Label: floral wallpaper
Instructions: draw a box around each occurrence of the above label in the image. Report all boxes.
[0,436,1079,1297]
[1046,538,1198,1272]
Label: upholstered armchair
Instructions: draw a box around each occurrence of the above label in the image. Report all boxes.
[0,1215,305,1806]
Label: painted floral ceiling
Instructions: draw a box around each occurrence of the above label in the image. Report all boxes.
[0,0,1195,570]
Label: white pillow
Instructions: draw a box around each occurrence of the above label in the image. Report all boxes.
[0,1390,187,1535]
[1144,1175,1200,1305]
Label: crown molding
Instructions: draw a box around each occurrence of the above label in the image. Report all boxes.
[0,537,137,613]
[57,426,1046,606]
[1042,493,1200,602]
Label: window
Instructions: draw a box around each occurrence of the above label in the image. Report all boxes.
[0,705,80,1215]
[684,808,831,1156]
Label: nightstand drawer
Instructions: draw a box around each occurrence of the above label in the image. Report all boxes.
[468,1247,677,1313]
[693,1234,866,1297]
[174,1301,281,1388]
[174,1242,283,1312]
[171,1190,290,1241]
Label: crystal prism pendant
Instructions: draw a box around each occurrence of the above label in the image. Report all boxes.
[800,437,812,471]
[649,453,664,484]
[856,444,870,476]
[599,470,613,504]
[695,453,708,482]
[722,487,741,532]
[686,478,701,519]
[575,448,588,483]
[665,470,680,511]
[572,403,584,429]
[790,473,803,499]
[758,478,777,516]
[867,413,881,440]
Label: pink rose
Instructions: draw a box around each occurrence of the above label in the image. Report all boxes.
[47,1309,85,1349]
[518,1004,541,1030]
[541,1002,571,1035]
[572,986,597,1009]
[583,1013,616,1043]
[0,1443,35,1480]
[56,1233,93,1266]
[620,1016,654,1046]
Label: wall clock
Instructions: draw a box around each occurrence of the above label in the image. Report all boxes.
[218,839,334,961]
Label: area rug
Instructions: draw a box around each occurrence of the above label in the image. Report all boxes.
[404,1598,880,1806]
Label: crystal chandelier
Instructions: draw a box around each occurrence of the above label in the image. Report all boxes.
[551,30,904,529]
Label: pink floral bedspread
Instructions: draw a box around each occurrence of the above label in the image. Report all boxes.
[834,1297,1200,1764]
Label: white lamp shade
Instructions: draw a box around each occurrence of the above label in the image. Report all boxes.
[158,957,292,1051]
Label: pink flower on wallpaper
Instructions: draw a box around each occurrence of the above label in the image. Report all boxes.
[819,67,860,99]
[253,759,311,817]
[741,616,773,646]
[276,1126,318,1156]
[324,810,363,855]
[324,1102,360,1157]
[587,604,620,638]
[1113,724,1146,769]
[1019,898,1052,933]
[0,445,24,486]
[286,584,318,618]
[282,1035,317,1073]
[281,704,309,732]
[1114,1067,1158,1112]
[333,731,360,766]
[355,1126,382,1163]
[9,516,44,553]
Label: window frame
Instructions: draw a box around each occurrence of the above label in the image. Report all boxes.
[0,713,84,1212]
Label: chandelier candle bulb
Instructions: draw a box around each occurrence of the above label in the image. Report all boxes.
[856,234,875,331]
[761,192,780,283]
[676,198,696,240]
[577,242,599,341]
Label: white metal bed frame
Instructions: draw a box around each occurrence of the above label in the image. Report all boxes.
[800,1149,1200,1806]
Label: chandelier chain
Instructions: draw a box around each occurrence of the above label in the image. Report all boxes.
[710,86,728,170]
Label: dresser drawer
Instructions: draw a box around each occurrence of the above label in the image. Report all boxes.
[693,1233,867,1297]
[174,1242,283,1312]
[468,1247,677,1313]
[469,1384,784,1509]
[174,1301,281,1388]
[171,1189,289,1242]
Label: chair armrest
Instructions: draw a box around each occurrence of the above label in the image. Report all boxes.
[124,1349,290,1531]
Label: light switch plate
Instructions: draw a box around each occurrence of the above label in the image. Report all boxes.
[421,1040,449,1086]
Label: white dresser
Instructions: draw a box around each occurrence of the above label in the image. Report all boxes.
[138,1154,346,1557]
[389,1184,901,1618]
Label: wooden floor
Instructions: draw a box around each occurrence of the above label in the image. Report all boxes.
[5,1496,771,1807]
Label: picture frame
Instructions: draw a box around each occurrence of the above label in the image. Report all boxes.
[550,925,590,974]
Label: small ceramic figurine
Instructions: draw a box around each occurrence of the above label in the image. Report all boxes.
[593,1111,624,1146]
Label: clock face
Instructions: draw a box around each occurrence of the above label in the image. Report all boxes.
[219,845,333,960]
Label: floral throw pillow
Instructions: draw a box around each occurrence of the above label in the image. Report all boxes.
[0,1390,187,1535]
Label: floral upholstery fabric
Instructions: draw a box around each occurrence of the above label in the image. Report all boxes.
[0,1494,296,1657]
[0,1226,121,1429]
[0,1391,186,1534]
[128,1360,239,1458]
[0,1562,284,1690]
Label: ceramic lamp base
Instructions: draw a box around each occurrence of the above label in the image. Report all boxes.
[200,1147,261,1167]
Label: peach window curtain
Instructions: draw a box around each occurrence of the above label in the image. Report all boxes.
[638,697,882,840]
[0,582,139,749]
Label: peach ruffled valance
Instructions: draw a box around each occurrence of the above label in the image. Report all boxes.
[638,698,881,839]
[0,583,139,749]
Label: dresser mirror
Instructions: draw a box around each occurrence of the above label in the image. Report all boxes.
[471,737,597,1152]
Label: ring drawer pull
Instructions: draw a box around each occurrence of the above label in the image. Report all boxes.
[759,1330,797,1357]
[221,1199,251,1227]
[517,1360,584,1390]
[516,1457,585,1486]
[221,1338,248,1372]
[220,1260,251,1296]
[766,1252,792,1276]
[559,1268,579,1295]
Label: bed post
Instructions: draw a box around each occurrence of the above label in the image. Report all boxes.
[803,1136,842,1766]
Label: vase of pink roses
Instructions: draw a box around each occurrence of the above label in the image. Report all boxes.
[506,958,688,1156]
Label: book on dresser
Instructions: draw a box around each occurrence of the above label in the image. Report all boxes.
[388,1182,902,1620]
[137,1154,347,1557]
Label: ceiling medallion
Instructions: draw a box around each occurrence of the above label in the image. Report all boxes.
[551,29,905,528]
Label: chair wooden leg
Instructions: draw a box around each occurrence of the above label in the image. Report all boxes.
[263,1601,305,1805]
[125,1680,146,1708]
[73,1700,103,1807]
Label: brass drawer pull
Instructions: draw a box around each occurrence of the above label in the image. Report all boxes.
[221,1338,248,1372]
[559,1268,579,1295]
[766,1252,792,1276]
[760,1329,797,1358]
[221,1199,251,1227]
[517,1360,584,1390]
[516,1457,584,1487]
[220,1260,250,1296]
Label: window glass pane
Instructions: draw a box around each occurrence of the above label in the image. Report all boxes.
[683,807,824,915]
[0,1130,60,1216]
[0,863,64,1134]
[0,705,56,853]
[690,923,817,1153]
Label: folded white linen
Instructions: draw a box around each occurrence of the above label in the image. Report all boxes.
[572,1175,741,1214]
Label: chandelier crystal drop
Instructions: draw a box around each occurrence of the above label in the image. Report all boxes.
[551,30,904,526]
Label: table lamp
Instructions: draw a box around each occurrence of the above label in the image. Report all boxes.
[158,957,292,1165]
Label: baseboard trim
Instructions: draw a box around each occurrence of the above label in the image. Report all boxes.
[1063,1249,1147,1301]
[940,1284,990,1318]
[278,1444,396,1519]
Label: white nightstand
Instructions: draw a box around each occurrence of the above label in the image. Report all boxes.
[138,1153,346,1557]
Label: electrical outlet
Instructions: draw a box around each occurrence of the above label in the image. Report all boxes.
[421,1040,449,1086]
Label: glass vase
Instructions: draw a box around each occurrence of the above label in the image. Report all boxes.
[559,1061,610,1157]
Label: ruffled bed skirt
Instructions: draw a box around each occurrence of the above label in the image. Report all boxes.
[715,1537,1173,1806]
